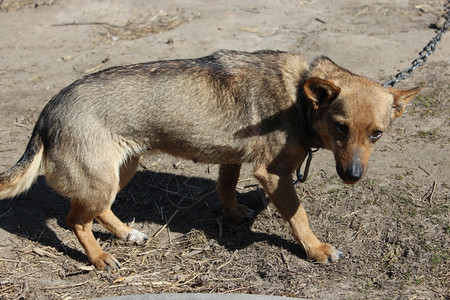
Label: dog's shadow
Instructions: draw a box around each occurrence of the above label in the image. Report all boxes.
[0,170,307,265]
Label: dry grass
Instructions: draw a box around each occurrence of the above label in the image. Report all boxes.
[50,10,202,43]
[0,150,449,299]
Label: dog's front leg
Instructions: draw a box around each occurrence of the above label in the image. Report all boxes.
[217,164,255,223]
[254,165,343,263]
[96,208,148,243]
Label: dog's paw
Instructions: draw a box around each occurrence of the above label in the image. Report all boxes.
[92,252,121,270]
[224,204,256,223]
[126,229,148,244]
[327,248,345,263]
[308,243,344,263]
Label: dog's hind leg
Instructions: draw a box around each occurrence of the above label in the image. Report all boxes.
[48,148,145,269]
[67,198,121,270]
[96,155,148,244]
[217,164,255,222]
[118,155,141,191]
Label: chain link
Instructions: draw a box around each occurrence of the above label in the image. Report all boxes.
[383,2,450,87]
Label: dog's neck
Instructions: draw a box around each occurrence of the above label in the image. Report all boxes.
[296,90,322,149]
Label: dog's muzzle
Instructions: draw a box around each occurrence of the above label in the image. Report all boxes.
[336,157,365,184]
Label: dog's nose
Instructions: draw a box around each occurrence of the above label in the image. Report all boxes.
[336,155,366,184]
[345,163,364,183]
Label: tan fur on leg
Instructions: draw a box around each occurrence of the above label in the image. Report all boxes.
[67,204,120,270]
[253,165,342,262]
[217,164,254,222]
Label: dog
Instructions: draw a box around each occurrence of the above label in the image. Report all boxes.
[0,50,420,270]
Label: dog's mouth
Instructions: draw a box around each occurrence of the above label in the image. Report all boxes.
[343,179,358,185]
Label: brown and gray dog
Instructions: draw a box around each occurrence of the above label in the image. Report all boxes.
[0,50,420,269]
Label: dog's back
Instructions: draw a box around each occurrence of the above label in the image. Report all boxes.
[0,50,308,202]
[34,50,307,165]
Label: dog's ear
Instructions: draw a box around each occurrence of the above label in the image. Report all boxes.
[389,86,422,119]
[303,77,341,110]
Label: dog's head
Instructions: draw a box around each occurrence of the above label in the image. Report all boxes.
[303,57,421,184]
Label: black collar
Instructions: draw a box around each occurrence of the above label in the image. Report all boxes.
[298,91,322,149]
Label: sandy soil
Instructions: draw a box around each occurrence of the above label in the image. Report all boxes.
[0,0,449,299]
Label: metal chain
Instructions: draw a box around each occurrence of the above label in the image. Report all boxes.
[293,148,319,186]
[383,2,450,87]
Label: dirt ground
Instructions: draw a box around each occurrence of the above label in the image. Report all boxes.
[0,0,449,299]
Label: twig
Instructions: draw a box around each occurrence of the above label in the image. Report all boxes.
[35,228,47,244]
[427,181,437,205]
[0,207,13,218]
[13,122,29,129]
[243,183,259,189]
[166,216,172,244]
[217,250,238,270]
[150,10,164,22]
[139,162,151,170]
[351,224,366,242]
[315,17,326,24]
[0,284,15,294]
[216,215,223,238]
[148,209,179,242]
[343,210,360,218]
[0,258,20,263]
[51,21,120,27]
[0,148,14,153]
[162,272,202,291]
[418,165,432,177]
[33,247,58,259]
[421,181,437,204]
[84,63,103,74]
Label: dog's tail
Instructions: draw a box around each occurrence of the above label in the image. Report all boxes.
[0,130,43,200]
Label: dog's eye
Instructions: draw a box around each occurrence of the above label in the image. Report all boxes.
[370,130,383,141]
[336,123,349,136]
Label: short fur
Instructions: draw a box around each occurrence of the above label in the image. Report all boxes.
[0,50,421,269]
